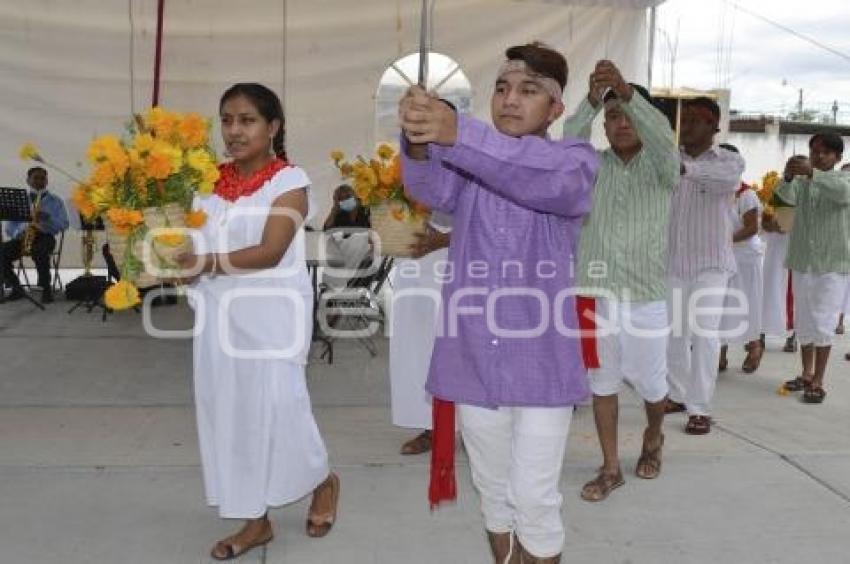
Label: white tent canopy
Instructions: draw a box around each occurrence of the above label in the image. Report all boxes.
[0,0,660,265]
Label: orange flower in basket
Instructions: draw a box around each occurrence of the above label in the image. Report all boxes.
[185,209,208,228]
[390,206,406,221]
[107,208,144,235]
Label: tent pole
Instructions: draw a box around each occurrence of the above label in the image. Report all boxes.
[648,5,657,88]
[152,0,165,107]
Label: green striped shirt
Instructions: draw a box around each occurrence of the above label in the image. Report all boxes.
[563,94,679,302]
[774,170,850,274]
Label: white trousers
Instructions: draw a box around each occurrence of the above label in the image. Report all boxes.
[459,404,573,558]
[720,253,764,344]
[666,269,730,417]
[588,299,669,403]
[793,271,848,347]
[761,232,791,336]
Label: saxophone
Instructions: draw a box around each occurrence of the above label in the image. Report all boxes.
[21,190,44,256]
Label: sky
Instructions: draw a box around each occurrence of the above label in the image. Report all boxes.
[651,0,850,121]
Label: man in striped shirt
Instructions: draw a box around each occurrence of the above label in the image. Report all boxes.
[564,61,678,501]
[777,134,850,403]
[664,97,745,435]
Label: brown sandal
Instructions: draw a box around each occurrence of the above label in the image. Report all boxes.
[741,343,763,373]
[636,432,664,479]
[210,518,273,561]
[580,468,625,502]
[306,472,340,538]
[663,398,687,414]
[400,430,432,455]
[685,415,711,435]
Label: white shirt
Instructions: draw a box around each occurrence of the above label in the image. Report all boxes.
[730,187,764,256]
[667,145,745,280]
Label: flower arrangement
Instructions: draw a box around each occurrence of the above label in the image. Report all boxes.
[331,143,429,221]
[330,143,429,256]
[753,169,794,232]
[19,107,219,310]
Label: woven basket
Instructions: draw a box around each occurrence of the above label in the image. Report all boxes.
[369,202,427,257]
[774,207,795,233]
[104,203,191,288]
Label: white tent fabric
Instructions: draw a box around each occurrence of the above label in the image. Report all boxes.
[0,0,656,265]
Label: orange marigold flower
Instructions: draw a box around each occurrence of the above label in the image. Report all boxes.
[185,209,207,228]
[178,113,208,148]
[107,208,144,234]
[145,152,173,180]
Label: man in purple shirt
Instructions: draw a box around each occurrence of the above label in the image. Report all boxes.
[399,42,598,563]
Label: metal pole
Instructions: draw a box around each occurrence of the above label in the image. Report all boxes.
[152,0,165,107]
[418,0,429,87]
[648,6,657,88]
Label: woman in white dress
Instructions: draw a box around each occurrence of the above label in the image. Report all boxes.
[179,83,339,560]
[719,182,765,372]
[390,215,451,455]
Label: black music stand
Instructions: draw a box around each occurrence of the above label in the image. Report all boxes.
[0,187,44,310]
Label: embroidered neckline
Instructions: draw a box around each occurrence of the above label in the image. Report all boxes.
[214,158,289,202]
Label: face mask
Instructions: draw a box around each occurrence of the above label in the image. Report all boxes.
[339,198,357,212]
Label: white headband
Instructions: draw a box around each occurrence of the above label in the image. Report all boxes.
[497,60,563,102]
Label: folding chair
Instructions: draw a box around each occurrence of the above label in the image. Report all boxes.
[17,230,65,292]
[316,254,395,361]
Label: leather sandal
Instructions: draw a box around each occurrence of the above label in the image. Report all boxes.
[636,432,664,479]
[580,468,625,502]
[783,376,813,392]
[802,386,826,404]
[741,343,763,373]
[685,415,711,435]
[210,518,273,561]
[400,430,432,455]
[306,472,340,538]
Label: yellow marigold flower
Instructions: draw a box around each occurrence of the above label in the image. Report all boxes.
[354,184,371,202]
[145,107,178,139]
[145,152,173,180]
[376,143,395,161]
[185,209,207,228]
[104,280,141,311]
[330,150,345,162]
[187,148,213,172]
[339,163,354,176]
[198,180,215,195]
[86,135,124,164]
[355,167,378,189]
[154,228,187,247]
[202,165,220,184]
[776,385,790,396]
[19,142,41,161]
[177,113,208,148]
[133,133,156,155]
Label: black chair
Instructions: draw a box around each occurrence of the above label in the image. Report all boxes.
[17,230,65,292]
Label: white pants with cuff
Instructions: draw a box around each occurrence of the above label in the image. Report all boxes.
[459,404,572,558]
[666,269,730,417]
[792,271,848,347]
[587,299,669,403]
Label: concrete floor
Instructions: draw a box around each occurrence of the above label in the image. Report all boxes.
[1,292,849,563]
